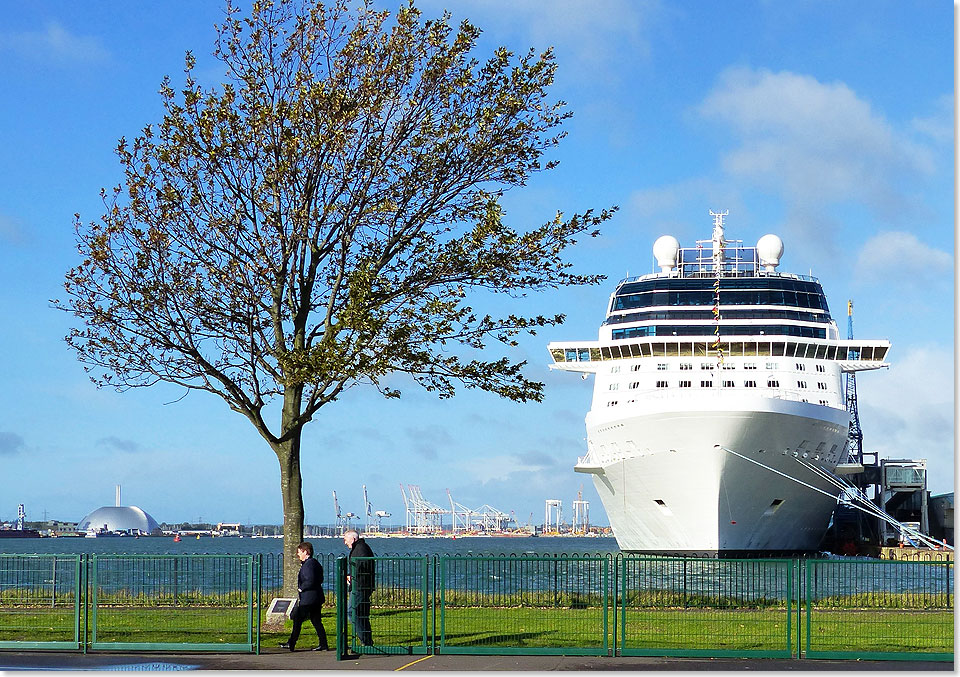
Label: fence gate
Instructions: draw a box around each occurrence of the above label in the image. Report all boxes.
[804,558,953,661]
[0,554,83,650]
[87,554,259,652]
[337,556,431,657]
[438,554,610,656]
[619,556,795,658]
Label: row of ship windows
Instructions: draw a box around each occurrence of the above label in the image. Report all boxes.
[610,363,827,372]
[607,396,833,406]
[608,380,830,390]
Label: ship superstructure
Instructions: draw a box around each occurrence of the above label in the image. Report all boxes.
[547,212,890,554]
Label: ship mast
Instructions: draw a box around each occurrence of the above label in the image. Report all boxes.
[709,210,728,365]
[845,301,864,476]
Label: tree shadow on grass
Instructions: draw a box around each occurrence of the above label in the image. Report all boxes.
[440,629,553,645]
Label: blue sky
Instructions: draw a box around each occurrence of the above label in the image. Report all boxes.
[0,1,953,527]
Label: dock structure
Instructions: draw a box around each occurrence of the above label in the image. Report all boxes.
[402,484,448,534]
[544,499,562,534]
[572,485,590,534]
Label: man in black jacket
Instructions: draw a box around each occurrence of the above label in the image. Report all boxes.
[343,530,375,646]
[279,541,329,651]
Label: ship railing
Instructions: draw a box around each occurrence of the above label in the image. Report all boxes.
[605,388,835,407]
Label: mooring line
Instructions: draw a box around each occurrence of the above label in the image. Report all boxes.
[395,654,433,671]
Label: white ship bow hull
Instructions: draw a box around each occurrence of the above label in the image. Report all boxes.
[582,398,850,554]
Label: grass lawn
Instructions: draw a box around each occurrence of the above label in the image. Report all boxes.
[0,604,952,656]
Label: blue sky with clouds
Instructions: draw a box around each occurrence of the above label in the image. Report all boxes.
[0,1,953,527]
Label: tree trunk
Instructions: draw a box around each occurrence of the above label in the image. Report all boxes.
[276,386,306,598]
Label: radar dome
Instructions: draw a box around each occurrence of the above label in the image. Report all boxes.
[653,235,680,272]
[757,234,784,271]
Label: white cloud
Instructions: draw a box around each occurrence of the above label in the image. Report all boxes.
[858,345,954,495]
[418,0,658,82]
[699,68,934,212]
[459,452,554,484]
[911,93,953,144]
[0,22,109,64]
[854,231,952,285]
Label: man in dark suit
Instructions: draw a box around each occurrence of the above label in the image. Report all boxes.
[279,541,329,651]
[344,530,375,646]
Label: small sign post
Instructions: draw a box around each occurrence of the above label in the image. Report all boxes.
[264,597,297,632]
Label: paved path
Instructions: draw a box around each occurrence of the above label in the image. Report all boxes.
[0,649,951,671]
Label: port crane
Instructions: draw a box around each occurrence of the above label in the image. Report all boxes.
[363,485,391,532]
[332,490,358,535]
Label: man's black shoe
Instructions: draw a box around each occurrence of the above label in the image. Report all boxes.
[278,642,294,651]
[313,646,329,651]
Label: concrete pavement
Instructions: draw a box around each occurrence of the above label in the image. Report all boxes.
[0,649,951,671]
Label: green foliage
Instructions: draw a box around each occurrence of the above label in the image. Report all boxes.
[57,0,612,425]
[53,0,614,596]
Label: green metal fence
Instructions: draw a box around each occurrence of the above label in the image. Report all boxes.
[337,556,431,656]
[0,551,954,662]
[0,554,83,650]
[87,554,259,652]
[439,555,610,655]
[618,556,795,658]
[804,558,953,661]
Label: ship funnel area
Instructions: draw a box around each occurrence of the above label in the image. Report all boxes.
[653,235,680,272]
[757,234,784,271]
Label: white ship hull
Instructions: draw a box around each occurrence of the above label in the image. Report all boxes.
[579,394,851,554]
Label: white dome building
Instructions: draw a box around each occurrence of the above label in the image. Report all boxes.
[78,486,160,535]
[78,506,160,535]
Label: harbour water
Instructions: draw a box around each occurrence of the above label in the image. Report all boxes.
[0,535,620,558]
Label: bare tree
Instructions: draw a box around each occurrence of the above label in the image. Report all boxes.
[56,0,613,593]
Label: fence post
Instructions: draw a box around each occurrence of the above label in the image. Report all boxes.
[336,556,348,661]
[802,558,811,659]
[428,555,435,655]
[256,553,262,655]
[50,557,57,609]
[76,554,85,653]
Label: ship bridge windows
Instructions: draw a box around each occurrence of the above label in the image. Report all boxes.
[656,380,668,388]
[611,288,829,312]
[767,379,780,387]
[744,380,757,387]
[610,325,827,341]
[604,309,832,325]
[679,380,692,387]
[613,277,829,309]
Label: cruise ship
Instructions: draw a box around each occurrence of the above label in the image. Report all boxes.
[547,212,890,555]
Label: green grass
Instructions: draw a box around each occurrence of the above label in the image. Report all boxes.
[0,602,952,656]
